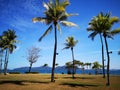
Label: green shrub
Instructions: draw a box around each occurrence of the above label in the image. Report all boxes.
[25,72,39,74]
[9,72,21,74]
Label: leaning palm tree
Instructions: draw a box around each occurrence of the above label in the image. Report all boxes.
[32,0,78,82]
[1,29,17,75]
[87,13,106,78]
[63,36,78,79]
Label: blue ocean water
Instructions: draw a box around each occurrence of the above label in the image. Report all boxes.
[7,68,120,75]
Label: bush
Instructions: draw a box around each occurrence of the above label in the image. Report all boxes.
[9,72,21,74]
[25,72,39,74]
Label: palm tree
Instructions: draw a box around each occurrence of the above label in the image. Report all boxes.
[43,63,48,67]
[32,0,78,82]
[87,13,106,78]
[0,29,17,75]
[65,60,80,75]
[74,60,81,74]
[89,12,120,85]
[100,13,120,86]
[55,63,59,67]
[63,36,78,79]
[80,62,85,74]
[65,61,72,74]
[92,61,102,75]
[87,12,120,85]
[85,62,90,69]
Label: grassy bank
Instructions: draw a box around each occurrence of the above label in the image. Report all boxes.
[0,74,120,90]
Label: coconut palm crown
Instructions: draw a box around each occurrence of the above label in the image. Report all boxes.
[63,36,78,50]
[32,0,78,41]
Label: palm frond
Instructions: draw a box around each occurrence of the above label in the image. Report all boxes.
[110,17,119,24]
[62,46,70,50]
[111,28,120,35]
[61,0,70,8]
[39,25,53,41]
[88,31,98,40]
[60,21,78,27]
[43,2,49,10]
[65,13,78,17]
[104,31,113,39]
[32,17,48,23]
[87,27,94,31]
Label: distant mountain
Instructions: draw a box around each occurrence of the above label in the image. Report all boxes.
[13,67,29,71]
[12,66,67,73]
[12,66,52,73]
[55,66,66,70]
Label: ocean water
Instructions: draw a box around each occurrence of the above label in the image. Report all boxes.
[7,68,120,75]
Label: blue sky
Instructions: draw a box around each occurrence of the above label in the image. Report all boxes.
[0,0,120,69]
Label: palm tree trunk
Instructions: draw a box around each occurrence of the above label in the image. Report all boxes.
[99,34,105,78]
[71,47,75,79]
[29,62,33,73]
[0,58,2,74]
[5,50,9,75]
[4,49,8,75]
[51,23,57,82]
[104,36,110,86]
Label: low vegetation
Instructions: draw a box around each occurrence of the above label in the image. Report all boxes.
[0,74,120,90]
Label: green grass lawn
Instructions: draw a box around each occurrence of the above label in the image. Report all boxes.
[0,74,120,90]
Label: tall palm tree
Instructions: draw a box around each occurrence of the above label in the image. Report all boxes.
[87,13,106,78]
[100,13,120,86]
[63,36,78,79]
[88,12,120,86]
[32,0,78,82]
[1,29,17,75]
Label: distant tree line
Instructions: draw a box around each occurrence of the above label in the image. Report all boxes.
[65,60,102,75]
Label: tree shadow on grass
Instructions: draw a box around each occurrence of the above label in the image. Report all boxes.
[0,80,50,85]
[62,77,95,80]
[61,82,100,88]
